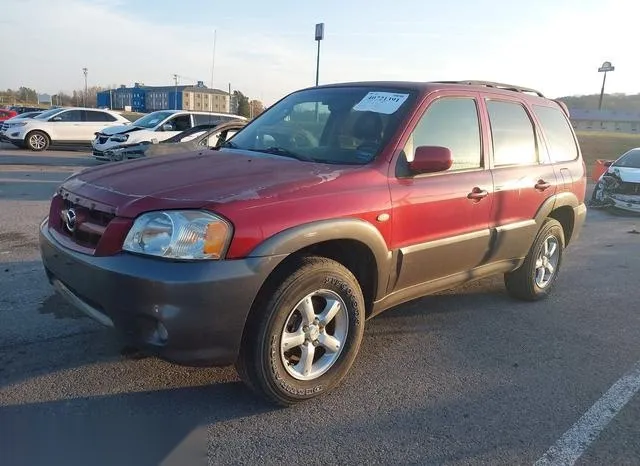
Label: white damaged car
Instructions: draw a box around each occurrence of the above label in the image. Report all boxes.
[590,147,640,214]
[91,110,246,159]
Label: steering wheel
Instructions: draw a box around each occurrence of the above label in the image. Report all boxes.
[289,128,318,149]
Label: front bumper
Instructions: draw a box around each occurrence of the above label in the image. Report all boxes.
[39,218,285,366]
[610,195,640,214]
[92,138,122,154]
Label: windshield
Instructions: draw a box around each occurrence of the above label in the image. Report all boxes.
[225,86,416,165]
[131,111,175,129]
[35,108,65,120]
[614,149,640,169]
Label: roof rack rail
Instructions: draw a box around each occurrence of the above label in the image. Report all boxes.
[435,80,545,98]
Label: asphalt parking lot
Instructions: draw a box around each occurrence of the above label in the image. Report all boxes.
[0,142,639,466]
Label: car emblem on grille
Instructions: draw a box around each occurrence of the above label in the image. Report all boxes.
[63,208,77,232]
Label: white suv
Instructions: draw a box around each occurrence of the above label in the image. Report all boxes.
[91,110,246,158]
[3,107,130,151]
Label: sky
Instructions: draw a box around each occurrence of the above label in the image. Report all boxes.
[0,0,636,105]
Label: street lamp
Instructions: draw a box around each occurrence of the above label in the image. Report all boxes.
[314,23,324,86]
[597,61,614,110]
[82,67,88,107]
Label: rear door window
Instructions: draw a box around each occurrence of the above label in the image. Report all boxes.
[166,114,192,131]
[533,105,579,162]
[54,110,84,122]
[85,111,117,122]
[486,100,538,166]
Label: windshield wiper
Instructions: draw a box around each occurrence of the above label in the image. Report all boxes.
[256,146,315,162]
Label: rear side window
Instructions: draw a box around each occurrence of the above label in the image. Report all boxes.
[403,97,482,171]
[486,100,537,166]
[85,111,116,122]
[533,105,578,162]
[194,114,222,125]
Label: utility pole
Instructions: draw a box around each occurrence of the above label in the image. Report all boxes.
[597,61,615,111]
[82,67,88,107]
[173,74,178,110]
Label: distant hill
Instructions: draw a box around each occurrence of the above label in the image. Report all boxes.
[557,93,640,112]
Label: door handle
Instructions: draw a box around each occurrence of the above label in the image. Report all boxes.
[467,187,489,201]
[535,179,552,191]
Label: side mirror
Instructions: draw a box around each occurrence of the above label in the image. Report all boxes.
[161,123,174,131]
[409,146,453,174]
[50,116,62,122]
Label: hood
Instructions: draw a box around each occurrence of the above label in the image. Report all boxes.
[608,166,640,183]
[99,124,140,136]
[61,149,352,217]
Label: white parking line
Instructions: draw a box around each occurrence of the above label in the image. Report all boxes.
[535,360,640,466]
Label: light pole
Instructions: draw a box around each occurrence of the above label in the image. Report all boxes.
[82,67,88,107]
[173,74,178,110]
[598,61,614,110]
[314,23,324,86]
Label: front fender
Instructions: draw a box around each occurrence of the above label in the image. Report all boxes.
[248,218,393,301]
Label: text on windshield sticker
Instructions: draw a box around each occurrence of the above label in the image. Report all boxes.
[353,92,409,114]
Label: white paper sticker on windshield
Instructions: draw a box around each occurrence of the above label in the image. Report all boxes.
[353,92,409,114]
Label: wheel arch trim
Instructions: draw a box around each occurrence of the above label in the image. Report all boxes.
[248,218,393,301]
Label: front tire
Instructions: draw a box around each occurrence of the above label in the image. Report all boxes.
[25,131,50,151]
[236,256,365,406]
[504,218,565,301]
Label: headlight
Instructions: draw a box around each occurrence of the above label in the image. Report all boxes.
[122,210,232,260]
[110,134,129,142]
[8,121,27,127]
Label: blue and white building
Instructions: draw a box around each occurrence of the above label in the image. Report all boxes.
[97,81,230,114]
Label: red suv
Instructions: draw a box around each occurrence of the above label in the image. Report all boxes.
[39,80,587,405]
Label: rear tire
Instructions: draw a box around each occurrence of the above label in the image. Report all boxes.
[504,218,565,301]
[25,131,49,151]
[236,256,365,406]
